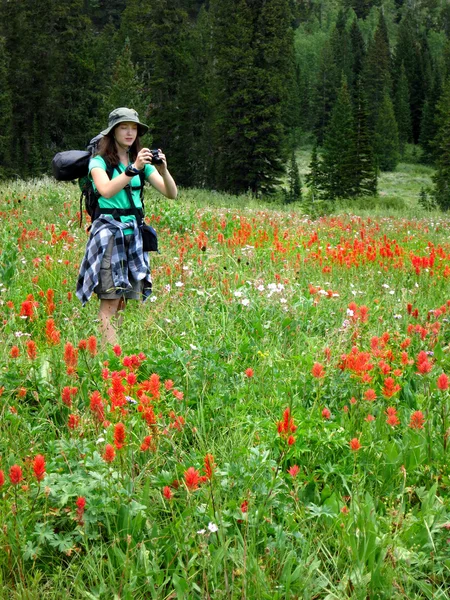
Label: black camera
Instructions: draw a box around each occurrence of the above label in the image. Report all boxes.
[151,149,163,165]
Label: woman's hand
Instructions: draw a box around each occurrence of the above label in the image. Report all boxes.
[153,149,168,174]
[134,148,153,171]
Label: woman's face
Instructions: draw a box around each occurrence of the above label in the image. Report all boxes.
[114,122,138,148]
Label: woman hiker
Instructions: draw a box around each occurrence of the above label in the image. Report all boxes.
[76,107,177,345]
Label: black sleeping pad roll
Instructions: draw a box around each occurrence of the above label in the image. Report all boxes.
[52,150,91,181]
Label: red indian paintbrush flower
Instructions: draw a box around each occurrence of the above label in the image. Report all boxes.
[33,454,46,481]
[0,470,4,487]
[114,423,126,449]
[10,346,20,359]
[163,486,173,500]
[184,467,201,490]
[112,344,122,357]
[9,465,23,485]
[204,454,215,480]
[244,368,254,378]
[87,335,97,356]
[437,373,449,391]
[322,407,331,419]
[26,340,37,360]
[385,406,400,427]
[409,410,425,429]
[349,438,361,451]
[311,362,325,378]
[68,414,80,429]
[76,496,86,524]
[288,465,300,478]
[103,444,115,463]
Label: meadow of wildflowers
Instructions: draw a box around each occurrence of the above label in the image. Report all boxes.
[0,178,449,599]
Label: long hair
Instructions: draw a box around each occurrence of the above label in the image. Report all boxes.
[96,127,142,167]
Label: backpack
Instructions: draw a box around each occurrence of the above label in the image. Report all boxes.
[52,134,146,228]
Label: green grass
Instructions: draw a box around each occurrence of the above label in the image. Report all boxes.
[0,157,449,598]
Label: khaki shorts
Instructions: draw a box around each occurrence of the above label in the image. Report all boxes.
[94,234,143,300]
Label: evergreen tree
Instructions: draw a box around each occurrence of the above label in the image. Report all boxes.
[374,90,399,171]
[419,73,442,164]
[353,78,377,196]
[432,82,450,210]
[362,11,392,131]
[344,0,378,20]
[394,63,413,156]
[394,12,431,142]
[330,10,353,87]
[320,77,357,199]
[211,0,294,195]
[285,150,302,203]
[100,41,147,133]
[349,19,366,90]
[0,36,12,178]
[313,40,340,144]
[305,143,323,201]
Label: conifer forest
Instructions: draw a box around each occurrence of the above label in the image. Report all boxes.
[1,0,450,207]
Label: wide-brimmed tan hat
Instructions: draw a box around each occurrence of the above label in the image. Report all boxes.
[101,107,149,137]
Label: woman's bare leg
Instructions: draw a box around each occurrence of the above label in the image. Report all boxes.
[99,299,122,345]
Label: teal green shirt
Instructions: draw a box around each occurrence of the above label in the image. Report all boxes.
[89,156,156,234]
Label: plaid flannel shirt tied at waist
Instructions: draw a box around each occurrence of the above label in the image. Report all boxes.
[76,216,152,305]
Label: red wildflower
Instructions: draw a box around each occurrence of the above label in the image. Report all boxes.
[26,340,37,360]
[112,344,122,357]
[78,339,87,350]
[382,377,401,398]
[140,435,153,451]
[89,391,104,422]
[311,362,325,378]
[64,342,78,369]
[288,465,300,478]
[437,373,449,391]
[244,368,254,378]
[103,444,115,463]
[409,410,425,429]
[385,406,400,427]
[87,335,97,356]
[61,386,73,407]
[164,379,174,390]
[68,414,80,429]
[173,389,184,400]
[365,414,375,422]
[287,435,295,446]
[19,300,35,319]
[10,346,20,359]
[32,454,46,481]
[204,454,215,480]
[184,467,201,490]
[364,389,377,402]
[322,407,331,419]
[416,351,432,375]
[163,486,173,500]
[349,438,361,451]
[114,422,126,449]
[45,318,60,345]
[240,500,249,513]
[76,496,86,524]
[9,465,23,485]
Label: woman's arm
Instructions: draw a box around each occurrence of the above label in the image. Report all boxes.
[91,167,134,199]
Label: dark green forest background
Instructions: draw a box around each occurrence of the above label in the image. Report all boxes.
[1,0,450,206]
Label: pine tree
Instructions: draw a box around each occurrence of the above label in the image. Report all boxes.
[419,73,442,164]
[353,78,377,196]
[330,10,353,87]
[285,150,302,203]
[305,143,323,201]
[344,0,378,20]
[394,12,431,143]
[320,77,357,199]
[374,90,400,171]
[210,0,294,195]
[349,19,366,90]
[0,36,12,178]
[100,41,148,133]
[432,82,450,210]
[394,63,412,156]
[362,11,392,131]
[313,40,340,144]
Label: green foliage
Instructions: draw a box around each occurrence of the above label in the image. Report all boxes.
[432,81,450,210]
[374,90,400,171]
[284,150,302,203]
[395,63,413,156]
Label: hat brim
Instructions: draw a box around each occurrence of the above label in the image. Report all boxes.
[101,118,149,137]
